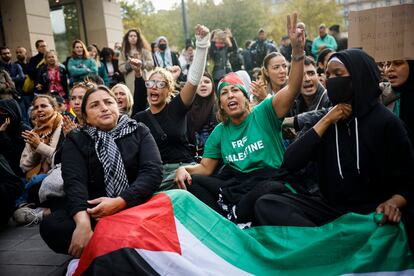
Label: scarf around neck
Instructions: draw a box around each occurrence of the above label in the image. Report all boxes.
[84,114,138,198]
[34,112,62,145]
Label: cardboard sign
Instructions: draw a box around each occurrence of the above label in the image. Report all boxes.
[348,4,414,62]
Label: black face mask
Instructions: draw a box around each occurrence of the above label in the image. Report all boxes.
[158,44,167,51]
[327,76,353,105]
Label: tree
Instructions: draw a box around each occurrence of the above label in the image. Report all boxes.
[120,0,268,51]
[265,0,344,44]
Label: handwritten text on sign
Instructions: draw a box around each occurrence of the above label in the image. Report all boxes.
[348,4,414,62]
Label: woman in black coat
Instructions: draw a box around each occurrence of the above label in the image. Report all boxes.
[40,85,162,257]
[35,50,69,100]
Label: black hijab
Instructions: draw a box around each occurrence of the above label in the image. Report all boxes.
[330,49,382,118]
[395,60,414,144]
[0,99,30,135]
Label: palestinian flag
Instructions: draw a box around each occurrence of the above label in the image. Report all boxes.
[69,190,414,275]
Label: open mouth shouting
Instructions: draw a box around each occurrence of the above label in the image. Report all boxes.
[302,82,315,93]
[387,74,400,86]
[150,92,160,102]
[227,100,239,111]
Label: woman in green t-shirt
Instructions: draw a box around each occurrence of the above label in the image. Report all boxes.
[175,13,306,223]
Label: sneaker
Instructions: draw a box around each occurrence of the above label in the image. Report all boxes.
[13,207,44,226]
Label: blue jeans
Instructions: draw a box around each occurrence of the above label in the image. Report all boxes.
[15,174,47,207]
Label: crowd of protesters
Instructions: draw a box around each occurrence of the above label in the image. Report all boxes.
[0,13,413,262]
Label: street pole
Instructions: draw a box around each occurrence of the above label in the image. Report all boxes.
[181,0,190,47]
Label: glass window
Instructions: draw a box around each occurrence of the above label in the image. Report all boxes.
[50,2,81,63]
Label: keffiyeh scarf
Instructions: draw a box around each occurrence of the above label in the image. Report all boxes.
[84,114,138,198]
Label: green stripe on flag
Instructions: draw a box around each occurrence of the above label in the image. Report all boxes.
[167,190,414,275]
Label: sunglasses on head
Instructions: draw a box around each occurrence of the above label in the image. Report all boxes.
[145,80,167,89]
[73,81,95,89]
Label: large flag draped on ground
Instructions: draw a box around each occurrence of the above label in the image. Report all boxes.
[69,190,414,275]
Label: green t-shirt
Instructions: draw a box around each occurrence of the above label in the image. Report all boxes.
[203,97,284,173]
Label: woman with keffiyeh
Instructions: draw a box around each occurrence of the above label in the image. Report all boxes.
[40,85,162,257]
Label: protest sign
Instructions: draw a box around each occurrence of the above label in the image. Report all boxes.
[349,4,414,61]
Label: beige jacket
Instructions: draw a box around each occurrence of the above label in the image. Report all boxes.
[118,48,154,94]
[20,120,63,173]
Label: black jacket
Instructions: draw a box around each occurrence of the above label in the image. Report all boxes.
[101,58,124,87]
[36,64,69,99]
[290,83,330,117]
[284,49,414,213]
[0,99,30,176]
[28,53,45,81]
[209,37,238,81]
[62,123,162,217]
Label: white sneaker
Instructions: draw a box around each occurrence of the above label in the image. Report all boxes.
[13,207,45,226]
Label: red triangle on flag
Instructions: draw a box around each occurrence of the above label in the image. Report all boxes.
[75,193,181,275]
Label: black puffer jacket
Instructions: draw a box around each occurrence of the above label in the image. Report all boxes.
[63,123,163,216]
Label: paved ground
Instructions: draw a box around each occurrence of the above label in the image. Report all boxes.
[0,220,71,276]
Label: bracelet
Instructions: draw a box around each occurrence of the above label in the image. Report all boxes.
[291,51,305,62]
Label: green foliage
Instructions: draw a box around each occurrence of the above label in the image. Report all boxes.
[266,0,344,43]
[120,0,343,51]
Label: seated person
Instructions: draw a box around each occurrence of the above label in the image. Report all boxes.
[13,95,64,225]
[0,98,30,177]
[40,85,162,257]
[186,72,218,159]
[111,83,134,116]
[175,14,305,223]
[133,25,210,191]
[254,49,414,249]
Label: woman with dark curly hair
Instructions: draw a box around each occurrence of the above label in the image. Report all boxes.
[119,29,154,94]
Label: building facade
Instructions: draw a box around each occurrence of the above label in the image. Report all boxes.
[0,0,123,62]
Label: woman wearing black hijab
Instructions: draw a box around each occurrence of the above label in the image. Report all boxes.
[383,60,414,145]
[254,49,414,247]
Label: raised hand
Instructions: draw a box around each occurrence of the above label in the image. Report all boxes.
[250,80,267,103]
[168,65,182,81]
[62,115,78,136]
[0,117,10,132]
[287,13,305,54]
[195,24,210,39]
[22,130,41,149]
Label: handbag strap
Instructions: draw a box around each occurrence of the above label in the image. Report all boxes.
[145,109,167,141]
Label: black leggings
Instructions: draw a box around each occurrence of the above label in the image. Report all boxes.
[188,174,290,223]
[40,208,97,255]
[254,193,344,226]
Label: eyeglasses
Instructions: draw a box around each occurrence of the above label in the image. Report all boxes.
[145,80,167,89]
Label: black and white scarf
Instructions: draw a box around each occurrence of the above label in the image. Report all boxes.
[84,114,138,198]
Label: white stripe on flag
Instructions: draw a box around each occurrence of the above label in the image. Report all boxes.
[136,218,251,275]
[341,270,414,276]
